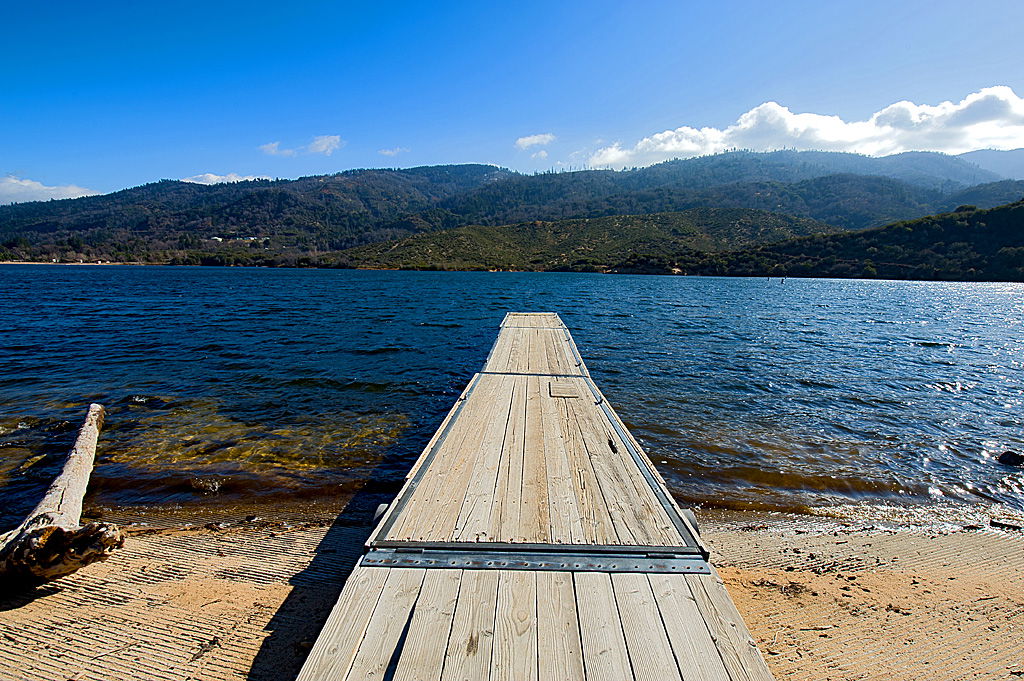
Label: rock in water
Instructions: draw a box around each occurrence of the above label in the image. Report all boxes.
[997,451,1023,466]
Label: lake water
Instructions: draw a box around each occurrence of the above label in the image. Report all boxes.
[1,265,1022,528]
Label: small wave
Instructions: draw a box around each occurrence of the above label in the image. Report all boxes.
[926,381,975,393]
[340,380,392,393]
[353,346,407,355]
[911,340,957,349]
[120,395,174,409]
[796,378,838,389]
[284,377,354,390]
[0,344,43,352]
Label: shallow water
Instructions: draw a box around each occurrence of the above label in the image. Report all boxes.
[1,265,1021,527]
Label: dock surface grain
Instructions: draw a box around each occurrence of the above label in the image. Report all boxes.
[298,312,775,681]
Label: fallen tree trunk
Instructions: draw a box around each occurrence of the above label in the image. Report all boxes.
[0,404,125,586]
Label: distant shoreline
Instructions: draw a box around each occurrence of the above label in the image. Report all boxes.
[2,260,1022,284]
[0,260,151,266]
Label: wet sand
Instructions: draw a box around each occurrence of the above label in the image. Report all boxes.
[1,505,1021,680]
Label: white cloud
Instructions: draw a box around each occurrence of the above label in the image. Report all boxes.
[516,133,556,149]
[0,175,99,204]
[307,135,343,155]
[260,135,345,157]
[378,146,410,157]
[531,150,548,160]
[182,172,269,185]
[589,86,1024,168]
[259,141,296,157]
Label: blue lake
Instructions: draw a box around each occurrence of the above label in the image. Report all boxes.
[1,265,1022,527]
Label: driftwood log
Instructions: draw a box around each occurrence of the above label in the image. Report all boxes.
[0,404,125,586]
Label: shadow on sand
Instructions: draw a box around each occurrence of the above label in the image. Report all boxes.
[244,418,447,680]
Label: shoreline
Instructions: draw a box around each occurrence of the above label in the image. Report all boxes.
[76,492,1024,535]
[3,260,1023,284]
[0,260,151,266]
[1,504,1019,680]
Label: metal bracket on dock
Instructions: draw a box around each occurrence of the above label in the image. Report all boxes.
[360,547,711,574]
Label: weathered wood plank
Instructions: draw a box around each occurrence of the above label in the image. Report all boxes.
[688,569,775,681]
[492,376,528,542]
[453,376,517,542]
[422,373,507,541]
[493,570,537,681]
[648,573,730,681]
[568,403,639,545]
[440,569,500,681]
[557,395,616,544]
[391,373,505,541]
[345,568,426,680]
[540,377,586,545]
[536,571,584,681]
[392,569,463,681]
[612,572,683,681]
[519,376,551,543]
[296,567,391,681]
[572,400,681,546]
[575,572,635,681]
[588,381,702,543]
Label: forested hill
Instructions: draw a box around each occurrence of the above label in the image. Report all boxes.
[697,200,1024,281]
[1,150,1019,265]
[623,201,1024,281]
[345,201,1024,282]
[0,164,512,250]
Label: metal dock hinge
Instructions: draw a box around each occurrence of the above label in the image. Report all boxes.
[360,545,710,574]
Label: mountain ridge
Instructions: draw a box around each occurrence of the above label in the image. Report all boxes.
[2,150,1020,266]
[958,148,1024,180]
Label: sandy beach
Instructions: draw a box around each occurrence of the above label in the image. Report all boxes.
[1,501,1020,681]
[707,509,1024,680]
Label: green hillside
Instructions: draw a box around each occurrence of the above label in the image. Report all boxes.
[621,201,1024,281]
[340,208,837,271]
[942,180,1024,212]
[343,200,1024,282]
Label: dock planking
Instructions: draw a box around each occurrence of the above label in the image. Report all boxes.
[297,312,775,681]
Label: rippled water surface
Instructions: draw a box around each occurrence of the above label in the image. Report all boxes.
[1,265,1021,527]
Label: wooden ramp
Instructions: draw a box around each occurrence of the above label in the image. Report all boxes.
[298,312,774,681]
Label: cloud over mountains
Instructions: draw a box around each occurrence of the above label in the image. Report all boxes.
[182,173,269,185]
[0,175,98,204]
[260,135,345,157]
[516,133,556,149]
[590,86,1024,168]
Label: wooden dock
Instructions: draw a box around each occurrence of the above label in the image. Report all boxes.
[297,312,774,681]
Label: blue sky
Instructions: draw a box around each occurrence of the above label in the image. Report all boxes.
[3,0,1024,200]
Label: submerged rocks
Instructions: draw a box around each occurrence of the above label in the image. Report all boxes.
[189,476,225,494]
[997,451,1023,466]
